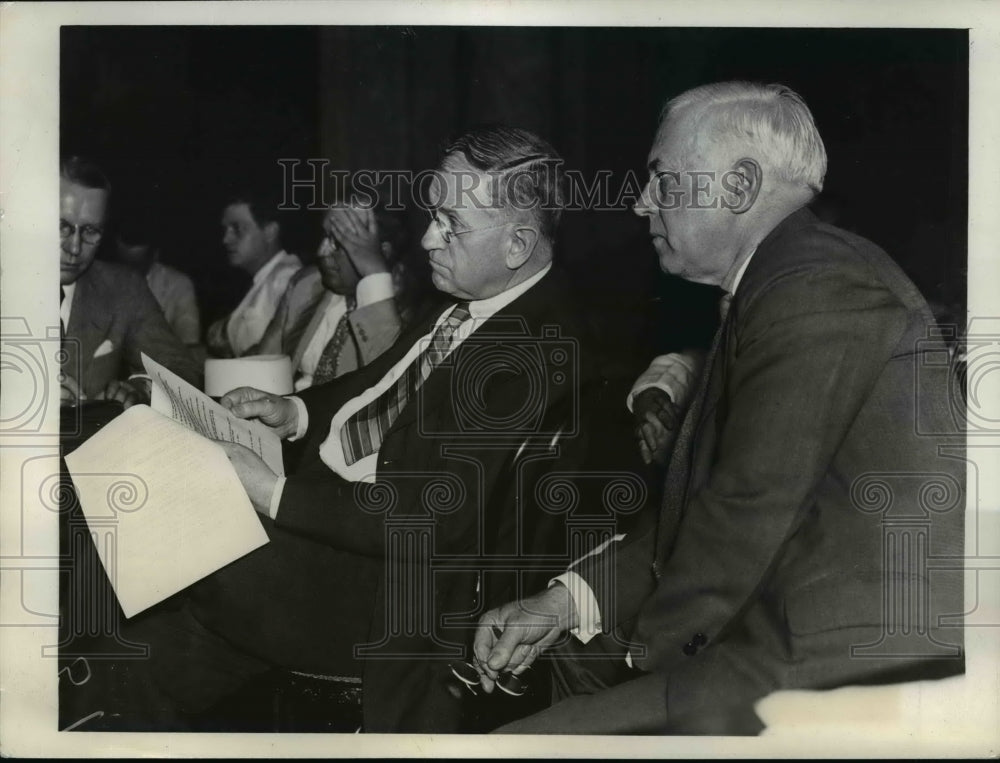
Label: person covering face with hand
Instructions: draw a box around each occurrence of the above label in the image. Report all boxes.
[251,203,404,390]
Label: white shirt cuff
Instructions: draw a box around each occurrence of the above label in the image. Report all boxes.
[267,476,286,519]
[355,272,394,308]
[625,351,698,412]
[550,571,603,644]
[626,381,675,413]
[286,395,308,441]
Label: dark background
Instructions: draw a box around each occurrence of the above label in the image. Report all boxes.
[61,26,968,375]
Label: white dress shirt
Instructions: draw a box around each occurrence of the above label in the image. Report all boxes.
[266,264,553,518]
[218,250,302,356]
[555,248,758,649]
[60,282,76,329]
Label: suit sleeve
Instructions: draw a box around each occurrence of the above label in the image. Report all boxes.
[630,262,909,671]
[273,460,388,556]
[172,274,202,346]
[349,298,403,366]
[205,314,233,358]
[123,272,202,387]
[572,504,659,631]
[249,287,291,356]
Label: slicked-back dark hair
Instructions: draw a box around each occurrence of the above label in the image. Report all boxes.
[443,125,566,241]
[60,156,112,193]
[224,183,284,235]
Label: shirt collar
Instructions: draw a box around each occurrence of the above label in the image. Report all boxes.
[252,250,288,285]
[722,247,757,296]
[467,263,552,320]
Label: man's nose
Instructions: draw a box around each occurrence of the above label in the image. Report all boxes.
[633,178,654,218]
[420,220,441,251]
[63,231,82,255]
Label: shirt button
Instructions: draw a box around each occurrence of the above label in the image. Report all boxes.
[693,632,707,646]
[682,642,697,656]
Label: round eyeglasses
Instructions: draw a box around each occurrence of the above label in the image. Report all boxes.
[427,210,514,245]
[448,660,530,697]
[60,219,104,245]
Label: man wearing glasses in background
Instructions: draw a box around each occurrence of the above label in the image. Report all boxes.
[59,156,201,407]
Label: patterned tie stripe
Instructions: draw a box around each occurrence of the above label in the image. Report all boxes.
[312,295,357,386]
[340,302,472,465]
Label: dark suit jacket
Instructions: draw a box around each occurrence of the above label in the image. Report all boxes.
[62,260,202,398]
[190,267,596,732]
[561,208,965,734]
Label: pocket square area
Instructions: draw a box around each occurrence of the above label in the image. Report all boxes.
[93,339,115,358]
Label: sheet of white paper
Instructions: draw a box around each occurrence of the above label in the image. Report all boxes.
[142,352,285,477]
[64,404,270,618]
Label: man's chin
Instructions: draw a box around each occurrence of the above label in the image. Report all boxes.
[654,246,680,275]
[60,267,82,285]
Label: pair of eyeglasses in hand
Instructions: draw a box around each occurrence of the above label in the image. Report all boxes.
[449,660,531,697]
[449,625,530,697]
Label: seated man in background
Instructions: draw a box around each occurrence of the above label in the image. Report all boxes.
[114,206,202,348]
[75,125,598,734]
[59,156,201,407]
[252,204,404,390]
[205,186,302,358]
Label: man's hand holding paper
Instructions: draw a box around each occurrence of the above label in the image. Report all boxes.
[220,386,300,439]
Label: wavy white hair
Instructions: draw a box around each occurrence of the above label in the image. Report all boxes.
[662,81,827,196]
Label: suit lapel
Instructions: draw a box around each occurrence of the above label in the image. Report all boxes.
[66,268,113,387]
[655,303,733,561]
[292,291,336,368]
[386,271,561,439]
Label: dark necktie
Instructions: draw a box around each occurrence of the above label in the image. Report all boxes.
[340,302,472,465]
[312,295,357,386]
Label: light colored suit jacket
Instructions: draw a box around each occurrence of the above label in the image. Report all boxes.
[254,266,403,386]
[146,261,201,346]
[62,260,202,398]
[206,250,301,358]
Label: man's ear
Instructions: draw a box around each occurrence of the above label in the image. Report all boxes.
[262,220,281,246]
[505,224,540,269]
[722,158,762,214]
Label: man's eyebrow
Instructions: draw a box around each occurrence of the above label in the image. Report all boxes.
[435,205,460,223]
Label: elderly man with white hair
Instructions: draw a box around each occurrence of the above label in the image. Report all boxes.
[472,81,965,734]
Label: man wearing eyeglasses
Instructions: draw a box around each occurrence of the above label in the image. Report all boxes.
[59,156,201,407]
[76,126,598,733]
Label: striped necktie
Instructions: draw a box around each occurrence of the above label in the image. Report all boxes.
[312,295,357,386]
[340,302,472,465]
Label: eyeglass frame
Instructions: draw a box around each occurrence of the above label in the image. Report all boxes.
[426,208,529,245]
[448,660,531,698]
[60,219,104,246]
